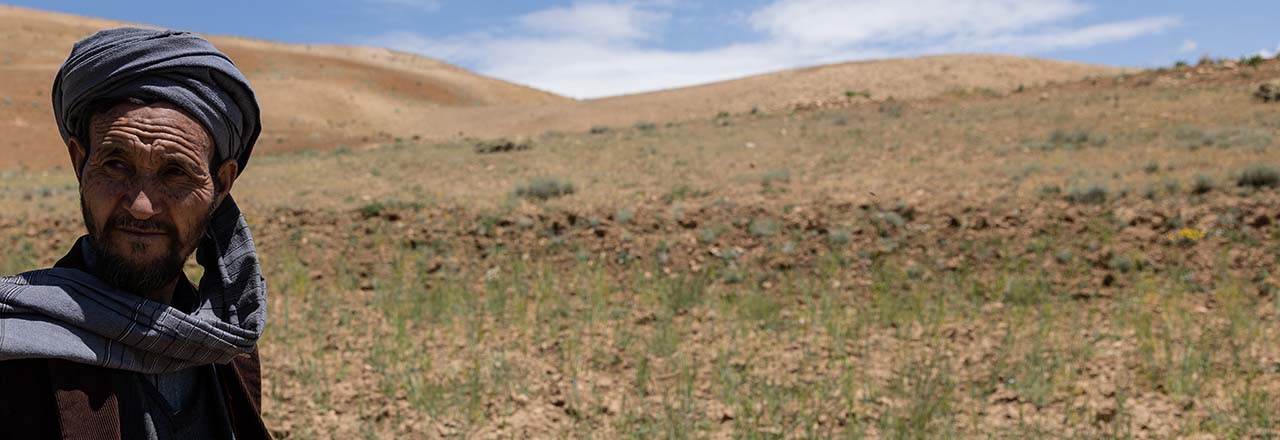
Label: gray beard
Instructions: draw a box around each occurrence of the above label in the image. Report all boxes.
[80,195,213,295]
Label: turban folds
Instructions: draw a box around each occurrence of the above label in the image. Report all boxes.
[52,27,261,171]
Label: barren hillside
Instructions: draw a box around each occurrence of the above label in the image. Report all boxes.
[0,5,1131,171]
[0,5,568,169]
[445,54,1133,137]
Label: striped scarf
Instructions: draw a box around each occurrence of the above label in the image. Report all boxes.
[0,196,266,373]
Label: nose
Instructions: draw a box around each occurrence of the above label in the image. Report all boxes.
[123,188,162,220]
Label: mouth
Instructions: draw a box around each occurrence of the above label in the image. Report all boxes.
[116,226,168,237]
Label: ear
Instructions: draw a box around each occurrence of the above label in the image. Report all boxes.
[67,137,88,182]
[213,160,239,208]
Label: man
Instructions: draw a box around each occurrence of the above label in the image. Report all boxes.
[0,28,270,439]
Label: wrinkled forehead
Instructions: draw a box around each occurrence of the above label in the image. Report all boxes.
[88,100,215,164]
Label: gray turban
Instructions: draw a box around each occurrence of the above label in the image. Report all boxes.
[52,27,261,171]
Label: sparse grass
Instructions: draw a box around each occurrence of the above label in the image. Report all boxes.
[514,176,576,200]
[1172,126,1272,151]
[1045,129,1108,150]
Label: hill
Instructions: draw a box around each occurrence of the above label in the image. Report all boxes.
[0,5,568,169]
[453,54,1133,136]
[0,5,1131,170]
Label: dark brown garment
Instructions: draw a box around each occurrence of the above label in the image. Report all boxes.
[0,241,271,440]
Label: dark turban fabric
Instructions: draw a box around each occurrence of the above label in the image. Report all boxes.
[52,27,261,171]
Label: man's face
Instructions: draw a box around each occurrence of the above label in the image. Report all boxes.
[73,101,225,294]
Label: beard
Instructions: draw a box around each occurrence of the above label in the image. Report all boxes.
[80,195,212,295]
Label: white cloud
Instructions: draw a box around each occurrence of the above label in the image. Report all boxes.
[750,0,1088,47]
[1178,39,1198,54]
[926,16,1180,54]
[368,0,441,12]
[360,0,1179,98]
[517,2,667,42]
[1259,43,1280,59]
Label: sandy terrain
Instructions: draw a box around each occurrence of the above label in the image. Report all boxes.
[0,5,1127,170]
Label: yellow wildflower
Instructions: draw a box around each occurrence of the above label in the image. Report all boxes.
[1168,228,1205,244]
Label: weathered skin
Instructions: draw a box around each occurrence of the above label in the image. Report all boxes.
[66,101,239,305]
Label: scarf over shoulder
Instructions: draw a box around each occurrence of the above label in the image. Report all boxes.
[0,27,266,374]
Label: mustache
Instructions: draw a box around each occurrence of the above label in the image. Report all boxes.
[102,214,178,238]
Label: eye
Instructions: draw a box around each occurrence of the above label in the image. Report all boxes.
[165,166,191,178]
[103,159,128,171]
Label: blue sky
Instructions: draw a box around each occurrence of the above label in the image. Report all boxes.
[10,1,1279,98]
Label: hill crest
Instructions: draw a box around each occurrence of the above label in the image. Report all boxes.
[0,5,1130,169]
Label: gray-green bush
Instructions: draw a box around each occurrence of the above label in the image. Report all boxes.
[514,177,576,200]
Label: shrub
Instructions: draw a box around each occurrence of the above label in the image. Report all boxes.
[1256,80,1280,103]
[844,89,871,99]
[1174,60,1188,68]
[1243,55,1266,67]
[828,229,852,246]
[514,177,575,200]
[589,125,610,134]
[748,217,780,237]
[1108,255,1136,273]
[1038,184,1062,197]
[664,184,704,203]
[760,169,791,188]
[1141,185,1158,200]
[634,121,657,131]
[1190,174,1215,195]
[1143,161,1160,174]
[358,201,386,218]
[1047,129,1107,149]
[473,138,531,154]
[615,207,635,224]
[357,200,424,218]
[879,98,904,118]
[877,211,907,228]
[1065,184,1108,205]
[699,225,726,244]
[1237,165,1280,189]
